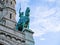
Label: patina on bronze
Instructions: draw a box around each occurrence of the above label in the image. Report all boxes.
[16,7,30,31]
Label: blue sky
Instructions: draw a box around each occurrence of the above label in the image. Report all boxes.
[16,0,60,45]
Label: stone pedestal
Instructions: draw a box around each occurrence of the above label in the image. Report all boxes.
[23,28,35,45]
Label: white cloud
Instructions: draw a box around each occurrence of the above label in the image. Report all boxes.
[30,6,56,27]
[30,6,60,37]
[40,38,45,40]
[32,29,46,37]
[16,0,30,3]
[45,0,56,2]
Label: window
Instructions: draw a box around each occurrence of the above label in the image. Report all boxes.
[10,13,12,19]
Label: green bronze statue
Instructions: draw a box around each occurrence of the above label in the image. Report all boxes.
[16,7,30,31]
[24,7,30,28]
[16,7,24,31]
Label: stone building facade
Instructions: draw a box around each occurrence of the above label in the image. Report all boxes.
[0,0,34,45]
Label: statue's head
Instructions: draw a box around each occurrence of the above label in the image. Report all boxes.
[26,7,30,12]
[25,7,30,16]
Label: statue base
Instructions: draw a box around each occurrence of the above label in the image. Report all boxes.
[23,28,35,45]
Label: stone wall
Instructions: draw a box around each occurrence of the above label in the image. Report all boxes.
[0,24,25,45]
